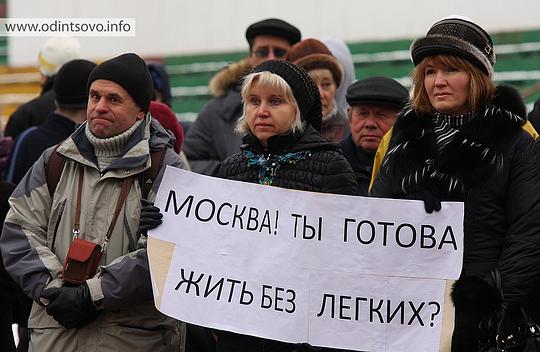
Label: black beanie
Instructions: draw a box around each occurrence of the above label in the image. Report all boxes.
[246,18,301,46]
[252,60,322,132]
[54,59,97,108]
[87,53,153,113]
[410,17,495,77]
[346,76,409,108]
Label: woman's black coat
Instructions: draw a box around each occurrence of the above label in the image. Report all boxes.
[371,87,540,351]
[219,125,358,196]
[216,125,357,352]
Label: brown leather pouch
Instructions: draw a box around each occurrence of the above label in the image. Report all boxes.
[61,168,132,285]
[62,238,102,285]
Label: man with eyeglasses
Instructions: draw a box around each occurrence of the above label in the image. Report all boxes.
[183,18,301,176]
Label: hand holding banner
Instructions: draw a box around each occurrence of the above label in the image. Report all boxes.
[148,167,464,351]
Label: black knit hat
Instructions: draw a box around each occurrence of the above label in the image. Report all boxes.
[252,60,322,132]
[410,17,495,77]
[54,59,96,108]
[346,77,409,108]
[87,53,153,113]
[246,18,301,46]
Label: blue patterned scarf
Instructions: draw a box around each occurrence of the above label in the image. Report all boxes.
[243,150,312,185]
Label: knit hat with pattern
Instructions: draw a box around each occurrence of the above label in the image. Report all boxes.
[410,16,495,77]
[252,60,322,132]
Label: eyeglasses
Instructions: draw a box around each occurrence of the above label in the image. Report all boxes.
[253,46,288,59]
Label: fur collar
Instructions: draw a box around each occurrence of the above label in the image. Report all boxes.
[209,58,252,97]
[383,86,526,196]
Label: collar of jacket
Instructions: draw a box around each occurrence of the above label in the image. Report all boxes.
[341,134,375,173]
[241,124,341,155]
[56,114,172,179]
[216,87,243,122]
[385,86,526,190]
[46,112,78,131]
[209,57,252,97]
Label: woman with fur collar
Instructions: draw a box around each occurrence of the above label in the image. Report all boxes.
[371,16,540,351]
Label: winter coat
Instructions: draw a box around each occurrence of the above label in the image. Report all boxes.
[4,77,56,139]
[340,134,374,196]
[0,181,26,352]
[216,125,357,352]
[0,115,186,351]
[370,87,540,351]
[321,108,350,142]
[6,112,77,184]
[183,58,252,176]
[218,125,358,195]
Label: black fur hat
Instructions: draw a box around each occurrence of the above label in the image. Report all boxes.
[252,60,322,132]
[411,17,495,77]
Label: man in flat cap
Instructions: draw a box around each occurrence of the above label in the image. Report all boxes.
[341,76,409,195]
[1,53,185,351]
[184,18,301,176]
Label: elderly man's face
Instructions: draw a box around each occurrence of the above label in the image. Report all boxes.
[87,79,145,138]
[249,35,291,67]
[349,104,399,153]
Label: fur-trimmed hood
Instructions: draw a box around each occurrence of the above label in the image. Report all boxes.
[381,86,527,196]
[209,57,252,97]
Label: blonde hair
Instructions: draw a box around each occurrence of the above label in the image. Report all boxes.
[411,54,495,115]
[235,71,304,135]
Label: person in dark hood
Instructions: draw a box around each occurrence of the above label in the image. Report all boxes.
[370,16,540,351]
[183,18,301,176]
[147,61,173,107]
[5,59,97,184]
[4,37,82,139]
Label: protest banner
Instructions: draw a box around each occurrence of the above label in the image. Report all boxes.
[148,167,464,351]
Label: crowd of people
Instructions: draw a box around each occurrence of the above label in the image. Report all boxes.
[0,14,539,352]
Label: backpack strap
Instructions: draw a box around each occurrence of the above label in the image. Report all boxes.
[46,145,66,197]
[46,146,166,199]
[141,148,167,199]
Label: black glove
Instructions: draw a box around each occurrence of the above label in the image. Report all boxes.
[406,189,441,214]
[40,283,100,329]
[139,199,163,235]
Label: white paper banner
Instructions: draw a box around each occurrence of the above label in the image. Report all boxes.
[148,167,464,351]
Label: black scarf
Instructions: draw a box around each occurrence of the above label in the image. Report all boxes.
[381,96,525,198]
